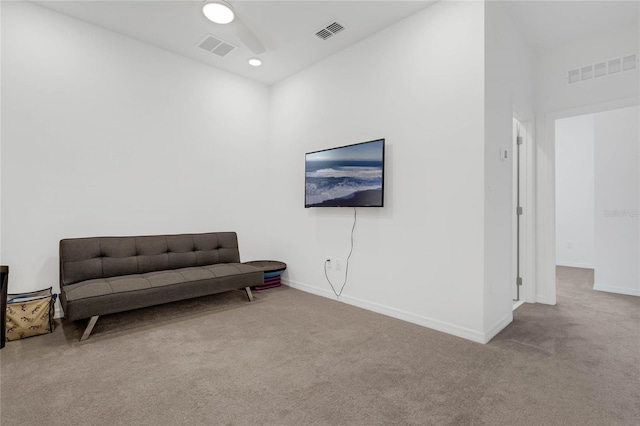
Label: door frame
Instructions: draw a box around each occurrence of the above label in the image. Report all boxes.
[535,96,640,305]
[513,112,535,304]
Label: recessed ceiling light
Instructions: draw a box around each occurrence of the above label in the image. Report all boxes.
[248,58,262,67]
[202,1,235,25]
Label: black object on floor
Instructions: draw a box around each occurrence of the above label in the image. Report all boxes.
[1,265,9,349]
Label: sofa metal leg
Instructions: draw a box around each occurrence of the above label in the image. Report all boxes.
[80,315,99,341]
[245,287,254,302]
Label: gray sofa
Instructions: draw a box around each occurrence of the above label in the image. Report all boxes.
[59,232,262,341]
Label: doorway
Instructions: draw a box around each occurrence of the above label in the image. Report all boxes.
[553,104,639,299]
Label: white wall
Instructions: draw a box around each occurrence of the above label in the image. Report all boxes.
[0,0,3,266]
[535,22,640,304]
[536,24,639,115]
[269,1,490,342]
[1,0,535,343]
[555,114,595,268]
[594,105,640,296]
[1,2,271,296]
[484,1,535,334]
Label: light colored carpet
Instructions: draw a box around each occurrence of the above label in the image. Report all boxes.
[1,267,638,425]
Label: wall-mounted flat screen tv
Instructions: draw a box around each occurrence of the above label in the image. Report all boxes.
[305,138,385,208]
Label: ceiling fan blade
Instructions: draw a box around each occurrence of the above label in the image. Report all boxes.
[234,18,266,55]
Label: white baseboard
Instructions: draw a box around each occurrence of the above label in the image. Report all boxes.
[535,294,556,305]
[282,278,500,344]
[593,283,640,297]
[54,300,63,319]
[483,312,513,343]
[556,261,594,269]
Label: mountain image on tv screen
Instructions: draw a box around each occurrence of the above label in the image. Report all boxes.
[305,139,385,207]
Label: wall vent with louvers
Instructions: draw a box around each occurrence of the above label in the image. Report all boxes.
[623,54,638,71]
[315,21,345,40]
[567,52,638,85]
[197,35,236,57]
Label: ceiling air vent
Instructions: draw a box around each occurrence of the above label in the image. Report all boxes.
[316,29,333,40]
[197,35,236,57]
[326,22,344,35]
[315,21,345,40]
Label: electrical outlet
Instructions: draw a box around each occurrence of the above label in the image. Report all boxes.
[335,258,343,271]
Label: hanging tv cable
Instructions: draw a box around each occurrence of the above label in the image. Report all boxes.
[324,207,357,298]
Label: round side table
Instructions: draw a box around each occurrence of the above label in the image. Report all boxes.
[244,260,287,290]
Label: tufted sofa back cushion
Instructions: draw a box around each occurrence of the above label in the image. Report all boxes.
[60,232,241,286]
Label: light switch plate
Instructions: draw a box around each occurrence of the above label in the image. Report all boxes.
[500,147,508,161]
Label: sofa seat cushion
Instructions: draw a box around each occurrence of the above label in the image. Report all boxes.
[64,263,259,302]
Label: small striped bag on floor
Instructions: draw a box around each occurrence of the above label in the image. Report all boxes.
[5,288,57,341]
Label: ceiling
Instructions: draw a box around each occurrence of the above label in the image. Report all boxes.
[32,1,640,85]
[32,0,436,85]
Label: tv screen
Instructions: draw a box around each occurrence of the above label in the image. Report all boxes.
[305,138,385,208]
